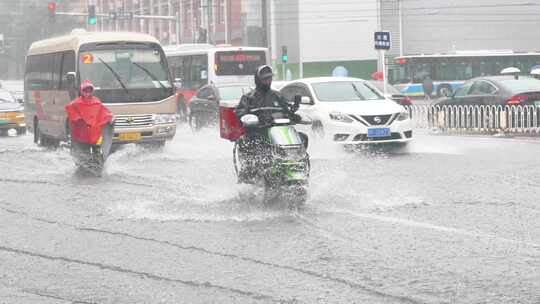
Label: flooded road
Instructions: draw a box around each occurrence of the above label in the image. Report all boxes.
[1,127,539,303]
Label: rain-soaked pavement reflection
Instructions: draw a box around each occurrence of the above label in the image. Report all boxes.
[1,126,539,303]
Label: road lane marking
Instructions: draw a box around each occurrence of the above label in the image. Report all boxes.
[327,208,540,248]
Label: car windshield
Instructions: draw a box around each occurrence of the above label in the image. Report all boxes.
[218,86,252,100]
[0,90,16,103]
[368,81,401,94]
[311,81,383,102]
[499,78,540,94]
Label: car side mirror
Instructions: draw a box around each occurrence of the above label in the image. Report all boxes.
[17,98,24,104]
[65,72,78,99]
[174,78,183,89]
[66,72,76,84]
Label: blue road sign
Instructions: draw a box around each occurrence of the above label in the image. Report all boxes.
[374,31,391,50]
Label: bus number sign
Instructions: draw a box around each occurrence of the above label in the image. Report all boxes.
[82,54,94,64]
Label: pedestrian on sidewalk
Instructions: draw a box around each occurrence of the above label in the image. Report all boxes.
[422,75,434,101]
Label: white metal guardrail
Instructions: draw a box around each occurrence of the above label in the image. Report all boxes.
[406,105,540,134]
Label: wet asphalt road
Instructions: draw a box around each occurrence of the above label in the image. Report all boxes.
[0,126,539,304]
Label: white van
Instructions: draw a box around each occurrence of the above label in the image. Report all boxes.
[25,30,177,147]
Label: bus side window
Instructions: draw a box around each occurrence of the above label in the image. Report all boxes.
[25,56,39,90]
[190,55,208,90]
[43,54,55,90]
[51,53,62,90]
[182,55,192,89]
[170,56,185,88]
[27,54,53,90]
[60,51,76,91]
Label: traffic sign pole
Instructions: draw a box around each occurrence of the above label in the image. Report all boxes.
[381,50,387,96]
[374,31,391,97]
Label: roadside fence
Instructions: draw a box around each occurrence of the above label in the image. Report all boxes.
[406,105,540,135]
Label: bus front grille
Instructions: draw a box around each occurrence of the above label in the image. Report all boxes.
[114,114,154,128]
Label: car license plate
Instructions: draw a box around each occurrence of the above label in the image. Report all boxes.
[367,128,390,138]
[535,101,540,108]
[118,132,141,141]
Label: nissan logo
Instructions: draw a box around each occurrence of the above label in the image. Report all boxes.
[374,116,382,124]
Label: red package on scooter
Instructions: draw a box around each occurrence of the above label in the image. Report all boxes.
[219,100,244,141]
[66,96,113,145]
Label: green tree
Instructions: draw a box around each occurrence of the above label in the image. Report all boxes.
[0,0,80,78]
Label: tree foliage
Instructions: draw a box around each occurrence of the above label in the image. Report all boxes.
[0,0,81,78]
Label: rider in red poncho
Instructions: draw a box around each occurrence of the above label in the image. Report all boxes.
[65,80,113,145]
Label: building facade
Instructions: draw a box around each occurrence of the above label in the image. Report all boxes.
[64,0,540,81]
[381,0,540,56]
[73,0,258,47]
[271,0,380,79]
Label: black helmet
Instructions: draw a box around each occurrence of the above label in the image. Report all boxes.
[256,65,273,79]
[255,65,273,92]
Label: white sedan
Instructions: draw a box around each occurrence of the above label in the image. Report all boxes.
[280,77,413,145]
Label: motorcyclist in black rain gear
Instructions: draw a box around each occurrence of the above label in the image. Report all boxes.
[235,65,299,124]
[234,65,302,183]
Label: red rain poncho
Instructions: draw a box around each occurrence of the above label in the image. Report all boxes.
[65,81,113,145]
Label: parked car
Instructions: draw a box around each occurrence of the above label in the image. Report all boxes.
[189,83,252,130]
[433,76,540,107]
[368,80,412,106]
[431,75,540,129]
[0,88,26,135]
[271,80,289,91]
[0,80,24,103]
[280,77,413,145]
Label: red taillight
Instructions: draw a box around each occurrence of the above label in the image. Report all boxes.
[395,58,407,65]
[402,96,413,105]
[506,95,529,105]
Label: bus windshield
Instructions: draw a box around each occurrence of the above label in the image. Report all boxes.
[79,45,173,103]
[214,51,266,76]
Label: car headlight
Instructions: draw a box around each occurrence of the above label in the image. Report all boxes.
[397,111,410,121]
[329,111,353,123]
[154,114,178,124]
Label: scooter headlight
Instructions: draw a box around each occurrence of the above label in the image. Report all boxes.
[154,114,178,124]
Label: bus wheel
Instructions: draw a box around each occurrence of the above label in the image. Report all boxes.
[34,119,58,148]
[437,84,453,98]
[16,127,26,135]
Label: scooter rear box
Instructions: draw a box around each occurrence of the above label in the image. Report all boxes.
[219,100,244,141]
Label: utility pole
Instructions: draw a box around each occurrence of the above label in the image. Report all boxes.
[270,0,277,67]
[224,0,229,44]
[206,0,211,44]
[398,0,404,57]
[261,0,268,47]
[298,3,303,79]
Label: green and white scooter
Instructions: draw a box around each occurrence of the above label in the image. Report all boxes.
[233,104,311,207]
